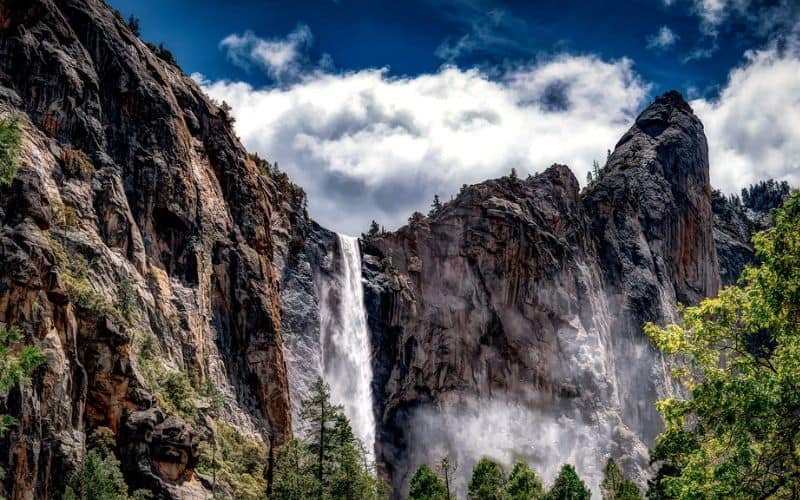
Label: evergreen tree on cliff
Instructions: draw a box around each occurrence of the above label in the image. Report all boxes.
[647,191,800,497]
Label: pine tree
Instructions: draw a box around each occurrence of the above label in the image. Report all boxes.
[436,456,456,499]
[271,439,317,500]
[506,461,544,499]
[546,464,590,500]
[408,464,447,500]
[429,195,443,217]
[293,376,387,499]
[367,220,381,238]
[601,458,641,499]
[468,457,506,500]
[300,377,342,498]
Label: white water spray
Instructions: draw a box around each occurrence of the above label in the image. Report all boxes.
[321,234,377,462]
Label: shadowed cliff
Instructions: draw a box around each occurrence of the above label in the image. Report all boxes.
[0,0,292,496]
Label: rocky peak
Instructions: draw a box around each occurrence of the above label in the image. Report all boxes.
[586,90,717,306]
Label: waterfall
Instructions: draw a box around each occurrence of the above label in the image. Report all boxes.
[320,234,377,462]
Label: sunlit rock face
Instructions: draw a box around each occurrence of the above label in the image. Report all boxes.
[0,0,291,496]
[361,91,720,495]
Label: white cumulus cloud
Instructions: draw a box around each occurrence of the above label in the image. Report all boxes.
[647,26,679,50]
[692,45,800,195]
[220,25,313,82]
[196,55,650,234]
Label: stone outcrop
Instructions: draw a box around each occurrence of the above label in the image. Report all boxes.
[711,183,790,286]
[0,0,291,497]
[359,91,723,494]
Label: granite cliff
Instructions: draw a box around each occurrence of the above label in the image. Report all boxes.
[353,91,772,494]
[0,0,291,497]
[0,0,786,498]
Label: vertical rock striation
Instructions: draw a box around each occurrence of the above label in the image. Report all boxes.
[359,91,722,494]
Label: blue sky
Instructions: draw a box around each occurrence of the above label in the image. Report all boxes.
[110,0,800,234]
[111,0,779,98]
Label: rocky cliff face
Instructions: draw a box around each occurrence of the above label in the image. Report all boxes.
[0,1,784,498]
[0,0,291,497]
[359,91,722,493]
[712,182,790,286]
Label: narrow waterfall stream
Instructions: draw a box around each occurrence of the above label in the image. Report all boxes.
[321,234,377,462]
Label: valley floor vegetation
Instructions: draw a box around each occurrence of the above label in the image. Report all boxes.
[409,455,639,500]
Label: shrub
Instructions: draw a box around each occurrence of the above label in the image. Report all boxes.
[62,255,121,321]
[47,238,129,323]
[60,145,95,180]
[0,116,21,185]
[51,199,79,230]
[156,370,198,420]
[197,420,267,500]
[115,276,137,325]
[0,326,44,435]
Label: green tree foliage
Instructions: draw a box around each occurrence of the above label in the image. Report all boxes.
[276,376,386,499]
[646,190,800,498]
[272,439,318,500]
[0,116,21,186]
[300,376,341,494]
[156,370,198,420]
[63,427,149,500]
[64,450,129,500]
[115,276,138,325]
[601,458,641,500]
[506,461,545,500]
[408,464,448,500]
[546,464,590,500]
[468,457,506,500]
[0,326,44,435]
[197,420,266,500]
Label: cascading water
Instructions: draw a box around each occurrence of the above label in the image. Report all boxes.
[320,234,377,462]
